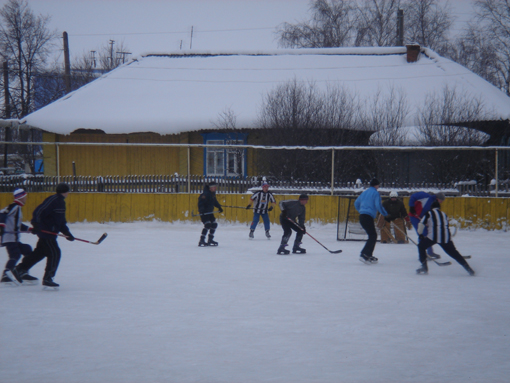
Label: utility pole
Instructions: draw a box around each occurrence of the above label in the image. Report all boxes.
[190,26,193,49]
[3,61,11,168]
[109,40,115,68]
[90,50,96,68]
[396,9,404,46]
[63,31,72,93]
[116,51,131,64]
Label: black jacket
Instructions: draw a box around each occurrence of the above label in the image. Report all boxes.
[279,199,306,226]
[382,198,408,221]
[198,185,221,214]
[31,194,72,239]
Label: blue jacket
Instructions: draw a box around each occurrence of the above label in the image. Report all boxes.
[355,187,388,219]
[409,191,437,219]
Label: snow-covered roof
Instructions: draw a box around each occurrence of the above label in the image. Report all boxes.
[20,47,510,136]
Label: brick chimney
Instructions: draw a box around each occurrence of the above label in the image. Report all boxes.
[406,44,420,63]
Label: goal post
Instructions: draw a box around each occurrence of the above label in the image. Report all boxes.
[336,196,384,241]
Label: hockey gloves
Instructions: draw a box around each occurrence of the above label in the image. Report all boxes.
[246,204,251,209]
[218,207,224,213]
[30,224,40,235]
[410,206,416,215]
[384,215,392,222]
[268,206,273,211]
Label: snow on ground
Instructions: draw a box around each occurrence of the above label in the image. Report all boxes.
[1,221,509,383]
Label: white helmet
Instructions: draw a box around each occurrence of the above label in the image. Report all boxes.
[389,191,398,198]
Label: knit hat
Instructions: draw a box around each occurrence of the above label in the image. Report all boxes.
[13,188,27,200]
[389,191,398,198]
[262,183,269,187]
[435,192,446,201]
[370,178,380,187]
[299,194,309,200]
[56,183,70,194]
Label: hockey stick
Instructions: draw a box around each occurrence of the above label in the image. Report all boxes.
[191,210,221,217]
[39,229,108,245]
[392,225,451,266]
[286,217,342,254]
[222,205,250,209]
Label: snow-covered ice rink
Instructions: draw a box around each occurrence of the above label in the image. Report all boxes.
[1,221,509,383]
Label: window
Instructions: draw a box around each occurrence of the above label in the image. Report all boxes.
[206,140,224,176]
[203,133,247,177]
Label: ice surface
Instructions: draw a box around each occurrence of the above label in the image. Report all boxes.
[1,221,509,383]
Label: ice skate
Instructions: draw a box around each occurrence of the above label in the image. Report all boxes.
[249,230,254,239]
[292,243,306,254]
[359,253,372,264]
[15,267,38,285]
[42,279,59,291]
[416,263,428,275]
[198,236,208,247]
[369,256,378,264]
[207,236,218,246]
[277,244,290,255]
[265,230,271,239]
[1,273,19,287]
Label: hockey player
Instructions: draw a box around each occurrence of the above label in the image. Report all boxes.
[354,178,388,264]
[198,181,223,246]
[277,194,308,255]
[14,183,75,290]
[416,200,475,276]
[409,191,445,259]
[246,182,276,239]
[0,189,34,286]
[380,191,411,244]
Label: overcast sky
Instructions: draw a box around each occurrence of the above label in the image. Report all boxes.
[0,0,475,62]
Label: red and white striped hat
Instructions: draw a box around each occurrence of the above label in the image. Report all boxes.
[13,188,27,200]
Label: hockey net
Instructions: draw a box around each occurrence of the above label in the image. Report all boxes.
[336,196,383,241]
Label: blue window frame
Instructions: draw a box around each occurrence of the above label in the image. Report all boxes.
[202,133,247,177]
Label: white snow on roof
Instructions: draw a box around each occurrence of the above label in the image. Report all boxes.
[21,47,510,136]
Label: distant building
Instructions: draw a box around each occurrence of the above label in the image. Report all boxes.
[15,45,510,179]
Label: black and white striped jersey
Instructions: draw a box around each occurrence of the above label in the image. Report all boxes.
[250,191,276,214]
[419,208,451,244]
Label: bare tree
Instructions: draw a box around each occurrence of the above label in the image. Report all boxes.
[258,79,408,182]
[276,0,358,48]
[450,22,501,88]
[97,40,131,72]
[469,0,510,95]
[415,85,493,183]
[355,0,401,47]
[0,0,57,118]
[401,0,453,54]
[0,0,56,174]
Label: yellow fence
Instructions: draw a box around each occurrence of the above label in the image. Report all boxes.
[0,193,509,230]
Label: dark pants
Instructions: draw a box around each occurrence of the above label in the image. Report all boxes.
[359,214,377,257]
[418,237,467,266]
[280,216,303,246]
[3,242,32,271]
[200,214,218,240]
[17,237,61,280]
[410,216,434,256]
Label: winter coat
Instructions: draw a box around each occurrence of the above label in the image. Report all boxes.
[31,194,71,239]
[279,199,306,226]
[382,198,408,221]
[1,202,30,245]
[354,187,388,219]
[198,185,222,214]
[409,192,438,219]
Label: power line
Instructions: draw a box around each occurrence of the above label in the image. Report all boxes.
[69,26,275,37]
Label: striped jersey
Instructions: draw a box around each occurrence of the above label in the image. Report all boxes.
[250,190,276,214]
[1,202,28,245]
[419,208,451,244]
